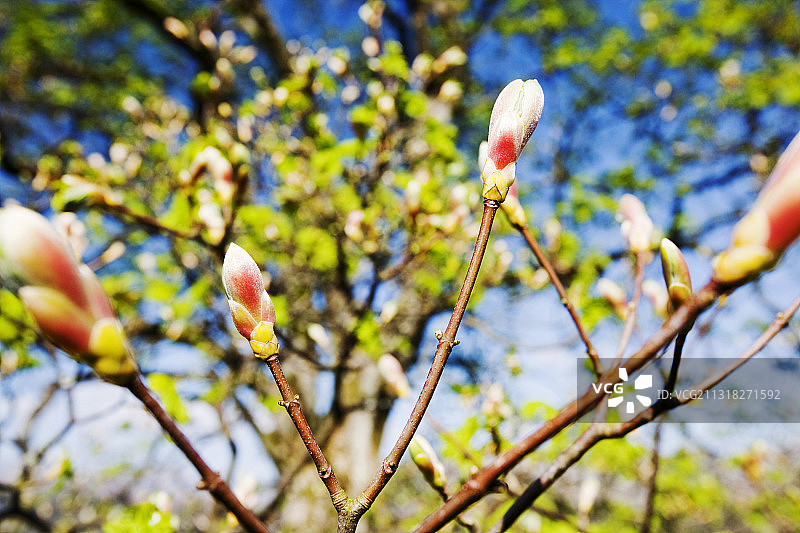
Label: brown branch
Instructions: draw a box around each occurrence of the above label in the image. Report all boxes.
[613,250,648,362]
[257,353,346,508]
[664,330,688,393]
[518,224,600,370]
[488,291,800,532]
[328,201,499,532]
[126,376,270,533]
[640,421,662,533]
[413,279,726,532]
[102,201,202,242]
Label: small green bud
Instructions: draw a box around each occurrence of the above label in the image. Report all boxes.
[659,238,693,311]
[409,436,446,490]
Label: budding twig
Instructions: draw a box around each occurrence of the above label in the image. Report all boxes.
[333,201,499,531]
[614,249,648,362]
[413,280,724,532]
[517,224,601,372]
[258,352,345,504]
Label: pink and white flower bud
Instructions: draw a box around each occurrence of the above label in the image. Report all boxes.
[18,286,96,356]
[642,279,668,318]
[188,147,234,203]
[482,140,528,226]
[597,277,628,318]
[222,243,278,356]
[0,205,137,385]
[713,130,800,283]
[378,353,410,398]
[481,79,544,202]
[0,205,88,309]
[205,147,234,203]
[618,194,654,253]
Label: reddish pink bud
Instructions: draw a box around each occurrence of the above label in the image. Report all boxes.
[79,265,116,321]
[19,286,95,356]
[757,131,800,253]
[618,194,654,253]
[0,204,88,309]
[0,205,137,384]
[481,79,544,201]
[488,80,544,169]
[223,243,266,322]
[222,243,277,348]
[714,130,800,283]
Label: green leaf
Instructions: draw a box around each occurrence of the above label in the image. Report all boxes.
[294,226,338,272]
[147,373,189,424]
[160,191,192,229]
[103,503,175,533]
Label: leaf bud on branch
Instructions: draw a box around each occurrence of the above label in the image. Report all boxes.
[659,238,693,312]
[409,436,447,491]
[713,130,800,284]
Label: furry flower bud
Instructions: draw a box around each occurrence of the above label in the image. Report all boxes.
[713,130,800,283]
[481,79,544,201]
[222,243,278,357]
[0,205,137,385]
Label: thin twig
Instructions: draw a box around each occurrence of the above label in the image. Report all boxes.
[641,421,662,533]
[664,330,687,393]
[329,201,499,531]
[257,353,346,509]
[614,250,648,362]
[518,224,600,371]
[680,293,800,395]
[126,376,270,533]
[103,201,202,241]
